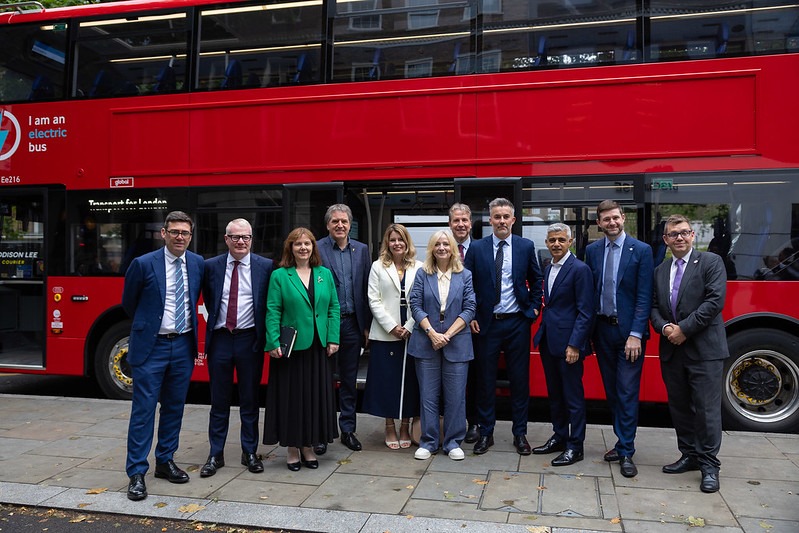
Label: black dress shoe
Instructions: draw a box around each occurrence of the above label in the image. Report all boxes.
[473,435,494,455]
[700,472,720,493]
[464,424,479,444]
[314,442,327,455]
[604,449,619,462]
[341,432,362,451]
[241,452,264,473]
[619,456,638,478]
[127,474,147,501]
[551,449,584,466]
[200,455,224,478]
[300,450,319,469]
[513,435,532,456]
[662,455,700,474]
[154,460,189,484]
[533,436,566,455]
[287,461,301,472]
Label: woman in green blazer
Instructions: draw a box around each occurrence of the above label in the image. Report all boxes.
[263,227,340,471]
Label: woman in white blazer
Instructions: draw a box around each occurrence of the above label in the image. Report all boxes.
[363,224,423,449]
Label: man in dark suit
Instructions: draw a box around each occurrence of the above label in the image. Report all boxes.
[533,223,594,466]
[200,218,273,477]
[464,198,543,455]
[651,214,729,493]
[317,204,372,452]
[584,200,653,478]
[122,211,204,501]
[448,203,479,444]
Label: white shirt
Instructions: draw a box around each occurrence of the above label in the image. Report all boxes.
[214,253,255,330]
[548,251,572,296]
[160,247,191,334]
[437,268,452,314]
[492,235,520,314]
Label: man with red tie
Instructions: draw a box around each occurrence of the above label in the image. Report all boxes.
[200,219,273,477]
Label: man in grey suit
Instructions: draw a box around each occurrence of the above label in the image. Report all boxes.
[651,214,729,493]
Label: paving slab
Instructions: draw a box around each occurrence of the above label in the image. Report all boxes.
[411,470,485,504]
[540,473,602,518]
[210,478,317,506]
[29,435,126,459]
[738,516,799,533]
[480,470,540,513]
[401,498,510,523]
[303,472,414,513]
[506,511,622,532]
[720,478,799,522]
[615,486,738,528]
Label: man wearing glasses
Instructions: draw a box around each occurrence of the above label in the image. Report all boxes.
[651,214,729,494]
[123,211,204,501]
[200,219,273,477]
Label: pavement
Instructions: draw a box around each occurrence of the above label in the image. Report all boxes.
[0,394,797,533]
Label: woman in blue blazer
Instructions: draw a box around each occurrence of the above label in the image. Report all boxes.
[408,230,476,461]
[263,228,340,471]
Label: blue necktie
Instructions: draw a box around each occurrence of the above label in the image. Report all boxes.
[174,257,185,333]
[494,241,506,305]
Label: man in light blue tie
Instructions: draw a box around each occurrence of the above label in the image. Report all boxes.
[651,214,729,493]
[122,211,204,501]
[584,200,653,478]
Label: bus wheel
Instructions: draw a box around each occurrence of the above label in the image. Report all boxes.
[723,328,799,433]
[94,321,134,400]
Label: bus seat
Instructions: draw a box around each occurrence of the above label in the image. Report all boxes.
[368,49,382,80]
[28,75,54,100]
[533,36,547,66]
[153,65,176,92]
[622,29,636,61]
[716,23,729,55]
[221,59,242,89]
[89,70,113,97]
[448,42,462,73]
[292,53,309,83]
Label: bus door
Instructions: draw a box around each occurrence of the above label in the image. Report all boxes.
[0,190,47,369]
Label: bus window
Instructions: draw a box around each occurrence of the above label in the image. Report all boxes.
[74,11,189,98]
[332,0,473,82]
[0,23,68,103]
[648,1,799,61]
[481,0,638,73]
[198,1,323,90]
[645,171,799,281]
[194,187,283,259]
[67,189,190,276]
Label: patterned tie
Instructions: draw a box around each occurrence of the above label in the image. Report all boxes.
[174,257,185,333]
[225,260,240,332]
[671,258,685,320]
[458,243,464,261]
[601,241,616,315]
[494,240,506,305]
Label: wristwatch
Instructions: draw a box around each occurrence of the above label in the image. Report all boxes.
[425,326,432,334]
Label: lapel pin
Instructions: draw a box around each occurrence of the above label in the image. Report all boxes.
[693,259,699,264]
[318,276,324,283]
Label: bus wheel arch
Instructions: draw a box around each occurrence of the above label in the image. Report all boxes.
[722,328,799,433]
[94,320,134,400]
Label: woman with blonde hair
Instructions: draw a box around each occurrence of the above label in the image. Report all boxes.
[408,230,475,460]
[363,224,422,449]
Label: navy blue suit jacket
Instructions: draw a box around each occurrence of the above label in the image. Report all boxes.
[122,247,204,366]
[202,253,273,354]
[317,235,372,334]
[408,268,476,362]
[464,234,543,332]
[533,254,595,357]
[585,235,653,339]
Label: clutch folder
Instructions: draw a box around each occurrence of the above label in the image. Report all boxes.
[279,326,298,357]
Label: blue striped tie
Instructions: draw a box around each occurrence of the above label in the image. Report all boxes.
[174,257,185,334]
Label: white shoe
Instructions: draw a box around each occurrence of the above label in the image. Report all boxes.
[414,447,432,460]
[448,447,465,461]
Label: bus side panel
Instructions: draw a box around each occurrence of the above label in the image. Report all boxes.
[110,106,192,177]
[477,71,756,162]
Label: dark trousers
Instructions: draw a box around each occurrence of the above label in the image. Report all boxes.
[475,314,531,436]
[660,350,724,474]
[207,328,263,456]
[464,333,479,426]
[126,333,194,476]
[335,316,362,433]
[539,339,586,452]
[593,322,645,457]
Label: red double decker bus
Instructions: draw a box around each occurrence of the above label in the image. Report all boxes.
[1,0,797,432]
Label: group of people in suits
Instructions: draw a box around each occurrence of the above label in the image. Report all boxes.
[121,195,729,501]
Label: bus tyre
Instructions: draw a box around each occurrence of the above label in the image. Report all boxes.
[94,320,134,401]
[722,328,799,433]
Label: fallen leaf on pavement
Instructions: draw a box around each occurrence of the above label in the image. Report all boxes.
[178,503,206,513]
[687,515,705,527]
[85,487,107,494]
[610,517,621,524]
